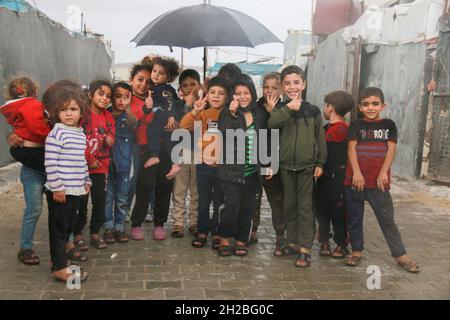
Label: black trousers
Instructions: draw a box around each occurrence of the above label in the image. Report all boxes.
[217,173,261,243]
[131,144,173,227]
[315,173,348,247]
[47,192,82,271]
[75,173,107,235]
[252,171,285,237]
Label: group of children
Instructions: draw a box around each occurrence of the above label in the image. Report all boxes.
[0,58,419,283]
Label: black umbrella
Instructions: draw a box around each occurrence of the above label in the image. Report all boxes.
[131,3,282,79]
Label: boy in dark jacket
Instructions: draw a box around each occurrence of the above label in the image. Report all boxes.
[250,72,287,256]
[316,91,356,259]
[268,65,326,268]
[216,74,270,257]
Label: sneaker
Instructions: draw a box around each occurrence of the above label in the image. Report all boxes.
[131,227,144,241]
[153,226,167,241]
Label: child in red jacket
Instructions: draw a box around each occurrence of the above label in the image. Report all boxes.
[1,76,51,265]
[0,77,50,171]
[74,80,115,250]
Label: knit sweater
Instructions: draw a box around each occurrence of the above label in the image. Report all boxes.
[45,123,91,196]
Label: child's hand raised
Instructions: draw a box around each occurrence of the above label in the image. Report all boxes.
[287,92,302,111]
[192,94,207,116]
[265,94,280,113]
[229,95,240,116]
[145,90,154,110]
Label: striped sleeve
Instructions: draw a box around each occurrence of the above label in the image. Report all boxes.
[45,133,65,192]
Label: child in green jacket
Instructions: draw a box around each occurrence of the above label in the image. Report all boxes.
[268,65,326,268]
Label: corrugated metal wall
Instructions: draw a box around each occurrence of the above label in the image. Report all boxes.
[0,8,112,166]
[427,18,450,183]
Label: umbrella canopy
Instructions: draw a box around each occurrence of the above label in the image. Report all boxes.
[131,4,282,49]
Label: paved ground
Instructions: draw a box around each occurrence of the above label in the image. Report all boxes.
[0,163,449,300]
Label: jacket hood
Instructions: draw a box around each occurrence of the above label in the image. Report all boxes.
[232,74,257,113]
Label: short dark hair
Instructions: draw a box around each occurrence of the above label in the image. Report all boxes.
[218,63,242,83]
[324,91,356,117]
[263,72,281,84]
[88,80,113,98]
[207,76,231,100]
[130,64,152,80]
[113,82,132,94]
[358,87,385,104]
[179,69,200,85]
[280,65,306,82]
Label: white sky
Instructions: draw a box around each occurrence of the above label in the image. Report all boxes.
[26,0,312,66]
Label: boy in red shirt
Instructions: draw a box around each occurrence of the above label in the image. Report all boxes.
[344,87,419,273]
[316,91,356,259]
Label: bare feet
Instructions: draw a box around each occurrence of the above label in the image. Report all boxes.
[144,157,160,168]
[166,164,181,180]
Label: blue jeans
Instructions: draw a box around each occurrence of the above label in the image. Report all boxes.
[127,143,141,208]
[105,168,130,231]
[196,164,223,235]
[19,165,46,250]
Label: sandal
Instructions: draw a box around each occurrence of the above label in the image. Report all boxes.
[345,255,363,266]
[17,249,40,265]
[171,229,185,238]
[191,236,207,248]
[66,247,88,262]
[189,225,199,237]
[211,238,221,250]
[54,268,89,283]
[218,245,232,257]
[114,231,129,243]
[331,246,349,259]
[319,242,331,256]
[294,252,312,268]
[397,260,420,273]
[103,229,116,244]
[90,238,107,250]
[275,242,298,257]
[74,239,89,252]
[273,238,288,257]
[233,245,248,257]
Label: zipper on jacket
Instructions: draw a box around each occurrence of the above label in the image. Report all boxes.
[293,118,298,171]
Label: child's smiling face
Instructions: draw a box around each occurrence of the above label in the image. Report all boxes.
[90,85,112,112]
[151,64,169,86]
[282,73,306,100]
[207,86,227,109]
[359,95,385,121]
[59,100,81,127]
[234,85,252,108]
[130,70,151,98]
